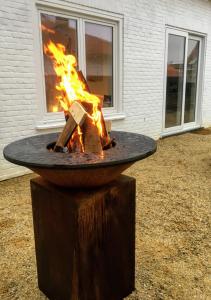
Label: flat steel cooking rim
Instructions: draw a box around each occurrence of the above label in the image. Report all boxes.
[3,131,157,170]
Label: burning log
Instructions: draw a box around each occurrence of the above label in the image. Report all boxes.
[54,71,111,154]
[77,70,112,150]
[54,79,113,153]
[67,127,84,153]
[44,40,114,154]
[77,101,102,153]
[82,117,102,153]
[54,114,76,152]
[54,101,87,152]
[69,100,87,126]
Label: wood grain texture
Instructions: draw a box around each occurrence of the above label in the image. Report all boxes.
[31,175,136,300]
[82,116,102,153]
[69,101,87,126]
[54,113,77,151]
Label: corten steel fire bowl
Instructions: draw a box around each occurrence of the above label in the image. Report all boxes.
[3,131,156,188]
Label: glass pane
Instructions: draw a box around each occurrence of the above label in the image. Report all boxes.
[41,13,78,112]
[165,34,185,128]
[184,39,199,123]
[85,22,113,107]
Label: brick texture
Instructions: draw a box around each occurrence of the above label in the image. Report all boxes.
[1,0,211,180]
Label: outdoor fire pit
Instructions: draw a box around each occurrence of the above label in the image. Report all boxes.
[3,130,156,300]
[3,131,156,188]
[3,35,157,300]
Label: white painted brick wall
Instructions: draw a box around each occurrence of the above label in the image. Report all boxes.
[1,0,211,180]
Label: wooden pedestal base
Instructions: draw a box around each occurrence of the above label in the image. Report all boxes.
[30,175,136,300]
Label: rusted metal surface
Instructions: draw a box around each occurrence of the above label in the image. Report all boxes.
[30,163,132,188]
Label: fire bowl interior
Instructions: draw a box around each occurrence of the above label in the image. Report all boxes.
[3,131,156,188]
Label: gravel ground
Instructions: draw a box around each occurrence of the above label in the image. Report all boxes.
[0,130,211,300]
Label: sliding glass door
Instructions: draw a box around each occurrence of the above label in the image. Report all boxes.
[164,29,202,133]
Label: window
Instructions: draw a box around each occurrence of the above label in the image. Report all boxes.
[38,8,122,121]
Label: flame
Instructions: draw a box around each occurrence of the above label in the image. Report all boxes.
[52,105,58,112]
[44,41,103,138]
[67,125,84,153]
[77,126,84,152]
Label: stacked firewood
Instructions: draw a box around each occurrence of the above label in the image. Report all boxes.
[54,72,115,153]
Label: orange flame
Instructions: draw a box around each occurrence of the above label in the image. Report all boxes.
[44,41,103,137]
[68,125,84,153]
[76,125,84,153]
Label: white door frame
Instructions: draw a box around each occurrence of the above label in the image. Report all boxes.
[162,28,205,136]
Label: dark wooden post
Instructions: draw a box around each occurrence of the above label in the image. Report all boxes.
[31,175,136,300]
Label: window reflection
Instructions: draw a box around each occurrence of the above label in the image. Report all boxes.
[85,22,113,107]
[184,39,199,123]
[41,13,78,112]
[165,34,185,128]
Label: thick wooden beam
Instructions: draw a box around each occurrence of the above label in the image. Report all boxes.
[31,175,136,300]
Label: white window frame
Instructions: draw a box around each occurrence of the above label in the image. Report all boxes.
[33,1,124,130]
[162,26,206,137]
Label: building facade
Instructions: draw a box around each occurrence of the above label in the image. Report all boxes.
[1,0,211,180]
